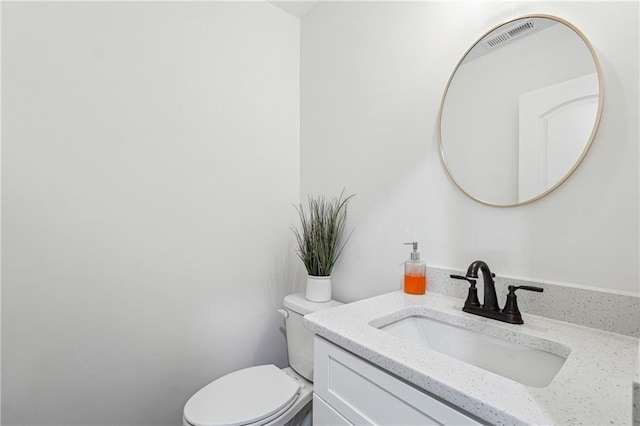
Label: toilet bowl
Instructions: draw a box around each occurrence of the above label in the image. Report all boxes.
[183,293,341,426]
[182,366,312,426]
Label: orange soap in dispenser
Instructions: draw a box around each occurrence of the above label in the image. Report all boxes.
[403,242,427,295]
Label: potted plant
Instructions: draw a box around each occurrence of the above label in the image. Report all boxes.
[292,191,354,302]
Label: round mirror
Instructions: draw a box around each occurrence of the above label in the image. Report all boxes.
[438,15,603,207]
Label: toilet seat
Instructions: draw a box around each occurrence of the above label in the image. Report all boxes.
[183,364,301,426]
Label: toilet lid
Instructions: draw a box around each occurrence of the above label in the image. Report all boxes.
[183,364,301,426]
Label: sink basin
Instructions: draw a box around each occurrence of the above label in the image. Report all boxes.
[378,315,567,387]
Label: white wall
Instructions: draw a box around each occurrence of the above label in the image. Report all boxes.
[2,3,300,425]
[301,1,639,301]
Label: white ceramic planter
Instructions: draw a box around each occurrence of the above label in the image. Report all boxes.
[306,275,332,302]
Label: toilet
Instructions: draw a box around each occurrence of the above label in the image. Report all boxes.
[183,293,341,426]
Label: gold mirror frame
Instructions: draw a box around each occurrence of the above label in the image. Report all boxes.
[437,14,604,207]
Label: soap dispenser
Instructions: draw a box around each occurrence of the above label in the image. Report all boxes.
[403,242,427,295]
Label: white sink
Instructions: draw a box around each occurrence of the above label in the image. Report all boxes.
[378,315,567,387]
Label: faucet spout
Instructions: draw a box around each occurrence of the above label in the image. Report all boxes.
[466,260,499,311]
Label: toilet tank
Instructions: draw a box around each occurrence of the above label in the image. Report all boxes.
[283,293,342,382]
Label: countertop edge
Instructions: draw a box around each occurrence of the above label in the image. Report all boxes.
[634,340,640,426]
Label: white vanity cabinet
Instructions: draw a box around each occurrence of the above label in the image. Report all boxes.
[313,336,482,425]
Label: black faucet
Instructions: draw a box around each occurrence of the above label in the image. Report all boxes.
[451,260,543,324]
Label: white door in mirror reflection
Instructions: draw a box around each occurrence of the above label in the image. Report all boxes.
[518,73,599,202]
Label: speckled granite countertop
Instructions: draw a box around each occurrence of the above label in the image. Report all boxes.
[304,291,639,425]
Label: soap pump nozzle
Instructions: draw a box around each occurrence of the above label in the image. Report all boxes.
[404,241,420,261]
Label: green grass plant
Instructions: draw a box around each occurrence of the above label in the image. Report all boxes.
[292,191,355,277]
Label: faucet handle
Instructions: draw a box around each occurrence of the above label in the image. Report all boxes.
[502,285,544,324]
[450,274,475,285]
[510,285,543,293]
[450,275,481,308]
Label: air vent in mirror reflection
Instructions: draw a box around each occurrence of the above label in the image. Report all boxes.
[484,20,536,48]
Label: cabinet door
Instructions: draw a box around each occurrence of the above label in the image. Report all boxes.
[313,394,353,426]
[314,337,482,425]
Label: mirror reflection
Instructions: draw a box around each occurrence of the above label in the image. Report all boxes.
[439,15,602,206]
